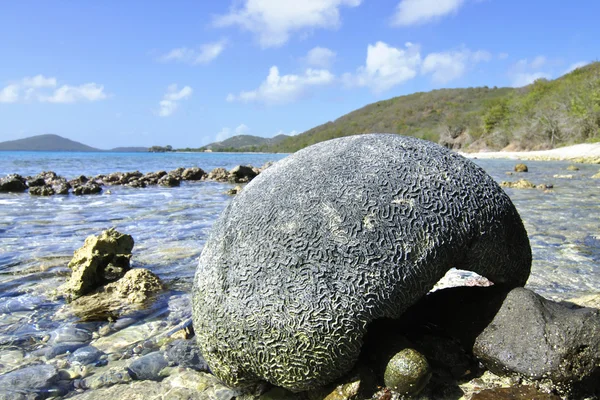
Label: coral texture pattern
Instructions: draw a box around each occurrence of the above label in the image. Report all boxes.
[192,134,531,391]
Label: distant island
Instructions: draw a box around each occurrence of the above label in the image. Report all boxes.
[0,134,148,152]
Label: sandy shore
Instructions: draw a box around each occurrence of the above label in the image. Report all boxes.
[459,143,600,163]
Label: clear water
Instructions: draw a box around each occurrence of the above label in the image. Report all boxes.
[0,151,598,388]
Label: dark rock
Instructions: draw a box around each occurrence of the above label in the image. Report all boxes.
[48,325,93,345]
[73,182,102,195]
[158,175,180,187]
[44,342,88,359]
[225,185,243,195]
[514,163,528,172]
[470,385,561,400]
[126,179,147,188]
[64,228,134,298]
[181,167,206,181]
[143,171,167,185]
[0,174,27,192]
[228,165,257,183]
[193,134,531,391]
[69,175,89,186]
[164,339,209,371]
[567,165,580,171]
[127,352,168,381]
[53,182,70,195]
[207,167,228,182]
[473,287,600,394]
[26,176,47,187]
[0,364,58,392]
[69,346,106,365]
[29,184,55,196]
[168,167,185,179]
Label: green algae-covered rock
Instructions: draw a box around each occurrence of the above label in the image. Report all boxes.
[384,348,431,395]
[192,134,532,392]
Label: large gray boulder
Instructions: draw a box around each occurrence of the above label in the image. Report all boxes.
[474,287,600,394]
[192,134,531,392]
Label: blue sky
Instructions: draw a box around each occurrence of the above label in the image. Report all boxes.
[0,0,597,149]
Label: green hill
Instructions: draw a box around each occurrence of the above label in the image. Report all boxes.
[258,62,600,153]
[0,134,100,151]
[184,134,289,152]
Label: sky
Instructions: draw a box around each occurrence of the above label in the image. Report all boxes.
[0,0,598,149]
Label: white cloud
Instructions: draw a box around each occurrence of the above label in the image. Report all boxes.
[304,46,336,68]
[227,66,334,105]
[158,84,193,117]
[422,48,491,84]
[215,123,250,142]
[511,72,551,87]
[392,0,465,26]
[530,55,547,69]
[160,40,227,65]
[564,61,589,75]
[498,52,509,60]
[214,0,361,48]
[343,41,421,93]
[0,75,107,104]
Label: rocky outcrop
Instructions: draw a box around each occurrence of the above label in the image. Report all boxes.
[501,179,536,189]
[181,167,206,181]
[473,288,600,396]
[64,228,134,299]
[228,165,257,183]
[29,184,55,196]
[157,174,180,187]
[207,167,229,182]
[0,174,27,193]
[73,182,102,195]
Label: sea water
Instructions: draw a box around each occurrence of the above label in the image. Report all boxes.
[0,151,599,393]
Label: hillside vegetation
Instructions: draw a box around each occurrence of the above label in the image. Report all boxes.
[184,134,289,152]
[251,62,600,153]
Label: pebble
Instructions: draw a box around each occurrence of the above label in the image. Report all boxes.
[127,351,168,381]
[384,348,431,396]
[69,346,106,365]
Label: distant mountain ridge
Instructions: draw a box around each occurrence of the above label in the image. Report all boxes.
[0,134,149,152]
[198,134,289,152]
[0,134,100,151]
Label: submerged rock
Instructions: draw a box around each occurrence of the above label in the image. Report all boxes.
[64,228,134,299]
[164,339,209,371]
[470,386,561,400]
[0,364,58,394]
[500,179,536,189]
[474,287,600,395]
[29,184,55,196]
[69,346,106,365]
[193,134,531,391]
[127,351,168,381]
[566,165,580,171]
[225,185,243,195]
[0,174,27,193]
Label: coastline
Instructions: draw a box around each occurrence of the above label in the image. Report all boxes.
[459,142,600,163]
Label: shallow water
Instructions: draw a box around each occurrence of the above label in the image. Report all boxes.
[0,151,599,397]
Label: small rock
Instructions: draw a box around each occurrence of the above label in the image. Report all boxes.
[127,351,168,381]
[29,184,55,196]
[474,288,600,395]
[164,339,209,371]
[567,165,580,171]
[0,364,58,392]
[80,367,133,390]
[207,167,229,182]
[157,174,180,187]
[225,185,243,195]
[536,183,553,190]
[69,346,106,365]
[168,167,185,179]
[73,182,102,195]
[384,348,431,396]
[181,167,206,181]
[470,385,561,400]
[228,165,257,183]
[514,163,528,172]
[143,171,167,185]
[591,171,600,179]
[501,179,536,189]
[64,228,134,298]
[0,174,27,192]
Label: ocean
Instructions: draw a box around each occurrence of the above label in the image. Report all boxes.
[0,150,599,396]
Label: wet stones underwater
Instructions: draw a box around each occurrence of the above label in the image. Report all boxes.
[0,136,599,399]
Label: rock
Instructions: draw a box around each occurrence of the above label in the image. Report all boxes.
[473,288,600,395]
[193,134,531,391]
[69,175,89,186]
[127,352,168,381]
[592,171,600,179]
[64,228,134,298]
[514,163,528,172]
[553,174,573,179]
[228,165,257,183]
[181,167,206,181]
[69,345,106,365]
[164,339,209,371]
[109,268,164,303]
[207,167,229,182]
[383,348,431,396]
[169,167,185,179]
[29,184,55,196]
[470,386,561,400]
[225,185,243,195]
[73,182,102,195]
[0,174,27,192]
[53,182,70,195]
[44,342,88,359]
[0,364,58,393]
[501,179,536,189]
[143,171,167,185]
[158,174,180,187]
[72,369,238,400]
[79,367,133,390]
[567,165,580,171]
[536,183,553,190]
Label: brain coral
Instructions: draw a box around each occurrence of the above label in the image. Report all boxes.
[192,134,531,392]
